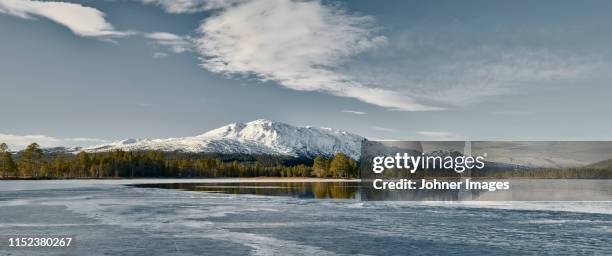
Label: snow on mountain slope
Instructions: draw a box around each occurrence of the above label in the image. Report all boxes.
[84,119,364,159]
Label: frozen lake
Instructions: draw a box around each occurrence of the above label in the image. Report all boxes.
[0,179,611,255]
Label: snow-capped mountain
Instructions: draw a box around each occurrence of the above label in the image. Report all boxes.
[84,119,364,159]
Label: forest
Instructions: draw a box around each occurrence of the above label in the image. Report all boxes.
[0,143,358,179]
[1,142,610,179]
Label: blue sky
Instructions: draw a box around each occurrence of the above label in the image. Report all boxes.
[1,0,612,148]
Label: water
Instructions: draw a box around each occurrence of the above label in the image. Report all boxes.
[131,181,360,199]
[0,179,611,255]
[132,179,612,201]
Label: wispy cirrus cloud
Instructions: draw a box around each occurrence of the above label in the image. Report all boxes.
[0,0,130,37]
[417,49,593,105]
[371,126,398,133]
[152,52,169,59]
[140,0,244,13]
[0,1,191,56]
[0,133,108,149]
[345,32,598,107]
[341,110,366,115]
[194,0,440,111]
[145,32,192,53]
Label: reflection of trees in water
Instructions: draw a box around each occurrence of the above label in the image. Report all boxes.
[133,182,359,199]
[309,182,357,199]
[312,182,329,198]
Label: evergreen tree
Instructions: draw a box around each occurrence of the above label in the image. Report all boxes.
[19,143,44,178]
[311,156,330,178]
[76,151,91,178]
[51,155,66,178]
[0,143,18,178]
[329,153,350,178]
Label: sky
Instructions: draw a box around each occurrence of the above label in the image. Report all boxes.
[1,0,612,149]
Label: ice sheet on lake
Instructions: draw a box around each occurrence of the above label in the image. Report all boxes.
[0,179,610,255]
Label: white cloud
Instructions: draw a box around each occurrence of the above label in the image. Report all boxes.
[153,52,169,58]
[0,133,107,149]
[140,0,245,13]
[194,0,440,111]
[341,110,366,115]
[0,0,129,37]
[346,39,596,107]
[0,1,193,54]
[416,131,462,141]
[145,32,192,53]
[371,126,398,133]
[417,49,593,105]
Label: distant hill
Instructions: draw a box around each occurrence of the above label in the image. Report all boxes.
[586,158,612,169]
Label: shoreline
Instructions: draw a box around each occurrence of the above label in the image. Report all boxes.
[0,177,362,182]
[2,177,609,181]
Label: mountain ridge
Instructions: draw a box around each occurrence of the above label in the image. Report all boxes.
[84,119,364,159]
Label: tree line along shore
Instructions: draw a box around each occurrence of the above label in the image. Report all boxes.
[1,143,610,179]
[0,143,358,179]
